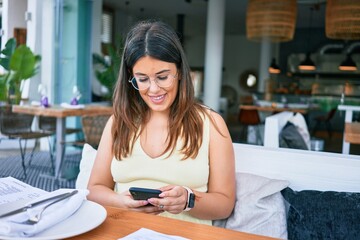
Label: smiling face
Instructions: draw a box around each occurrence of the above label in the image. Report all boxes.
[132,56,179,114]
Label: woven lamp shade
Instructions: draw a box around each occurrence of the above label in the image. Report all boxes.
[246,0,297,42]
[326,0,360,40]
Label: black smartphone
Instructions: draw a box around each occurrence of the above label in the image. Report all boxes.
[129,187,162,201]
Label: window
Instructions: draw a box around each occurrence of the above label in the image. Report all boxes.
[101,11,112,44]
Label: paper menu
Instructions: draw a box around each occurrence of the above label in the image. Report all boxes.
[0,176,47,205]
[119,228,189,240]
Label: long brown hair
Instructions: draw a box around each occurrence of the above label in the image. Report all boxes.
[112,20,212,160]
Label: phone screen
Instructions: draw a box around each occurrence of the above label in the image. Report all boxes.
[129,187,162,201]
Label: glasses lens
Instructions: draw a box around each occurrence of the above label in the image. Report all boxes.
[156,75,174,88]
[131,74,176,90]
[133,77,150,90]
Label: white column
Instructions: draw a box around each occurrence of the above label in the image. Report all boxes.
[41,0,55,103]
[258,39,271,93]
[25,0,43,102]
[38,0,56,151]
[91,0,104,98]
[203,0,225,112]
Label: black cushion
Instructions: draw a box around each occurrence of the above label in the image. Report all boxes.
[279,122,308,150]
[281,187,360,240]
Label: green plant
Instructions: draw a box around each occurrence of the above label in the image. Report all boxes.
[0,38,41,104]
[0,38,16,102]
[92,41,122,100]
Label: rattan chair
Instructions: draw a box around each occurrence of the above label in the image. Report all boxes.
[79,114,111,149]
[39,116,82,136]
[0,106,54,178]
[38,116,83,154]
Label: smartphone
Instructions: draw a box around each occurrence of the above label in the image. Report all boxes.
[129,187,162,201]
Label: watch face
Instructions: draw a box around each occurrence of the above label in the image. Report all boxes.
[188,193,195,208]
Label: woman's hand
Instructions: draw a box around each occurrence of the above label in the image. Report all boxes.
[147,185,188,214]
[120,190,164,215]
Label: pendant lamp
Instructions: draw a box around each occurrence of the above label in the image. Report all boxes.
[326,0,360,40]
[246,0,297,42]
[269,58,281,74]
[299,53,316,71]
[339,54,357,71]
[298,5,316,71]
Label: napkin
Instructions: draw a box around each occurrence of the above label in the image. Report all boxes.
[60,102,85,109]
[119,228,189,240]
[0,188,89,238]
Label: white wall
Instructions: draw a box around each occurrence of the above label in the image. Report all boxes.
[185,34,261,115]
[1,0,27,49]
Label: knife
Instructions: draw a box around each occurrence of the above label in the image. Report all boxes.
[0,190,78,218]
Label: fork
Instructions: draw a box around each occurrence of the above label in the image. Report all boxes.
[22,190,78,225]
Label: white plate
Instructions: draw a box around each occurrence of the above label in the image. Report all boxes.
[0,200,106,240]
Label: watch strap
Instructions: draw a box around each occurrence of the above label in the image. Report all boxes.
[183,186,195,211]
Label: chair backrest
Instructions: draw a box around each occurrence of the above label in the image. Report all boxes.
[0,105,34,135]
[39,116,56,132]
[81,114,111,148]
[238,109,261,125]
[39,116,57,132]
[264,111,294,148]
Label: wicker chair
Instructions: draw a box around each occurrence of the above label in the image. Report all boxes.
[39,116,82,136]
[38,116,83,152]
[79,114,111,149]
[0,106,54,178]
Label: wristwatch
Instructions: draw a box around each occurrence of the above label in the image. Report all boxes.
[183,186,195,211]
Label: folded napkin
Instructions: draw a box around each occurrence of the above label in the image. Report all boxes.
[0,188,88,238]
[60,102,85,109]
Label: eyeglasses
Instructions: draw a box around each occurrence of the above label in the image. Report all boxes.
[129,73,177,91]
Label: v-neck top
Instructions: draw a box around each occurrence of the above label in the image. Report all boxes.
[111,112,211,225]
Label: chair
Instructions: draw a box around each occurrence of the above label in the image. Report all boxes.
[238,108,263,145]
[80,114,111,149]
[0,106,54,178]
[264,111,294,148]
[38,116,83,163]
[39,116,82,136]
[312,108,337,138]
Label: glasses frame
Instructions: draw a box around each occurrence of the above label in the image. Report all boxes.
[128,72,178,91]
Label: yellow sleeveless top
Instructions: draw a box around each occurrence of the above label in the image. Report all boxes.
[111,113,211,225]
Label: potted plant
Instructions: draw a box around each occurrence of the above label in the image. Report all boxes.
[0,38,41,105]
[92,40,122,101]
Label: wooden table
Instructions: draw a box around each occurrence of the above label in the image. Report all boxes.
[338,104,360,154]
[12,104,112,179]
[68,206,276,240]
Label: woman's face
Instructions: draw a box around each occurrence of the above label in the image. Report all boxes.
[132,56,179,114]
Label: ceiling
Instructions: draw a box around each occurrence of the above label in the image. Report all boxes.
[103,0,327,35]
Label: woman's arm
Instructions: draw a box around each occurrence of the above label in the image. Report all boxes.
[189,110,236,219]
[151,111,236,219]
[86,116,126,207]
[86,116,151,210]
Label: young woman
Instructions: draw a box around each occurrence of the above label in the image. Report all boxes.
[87,20,235,225]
